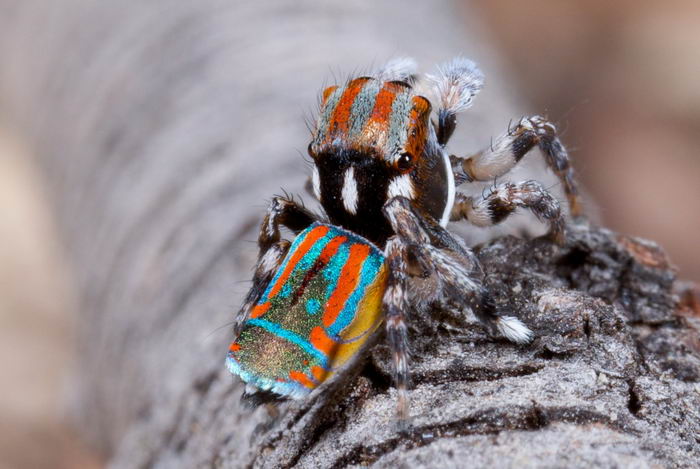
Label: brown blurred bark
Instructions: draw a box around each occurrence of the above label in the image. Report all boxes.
[0,1,698,467]
[477,0,700,282]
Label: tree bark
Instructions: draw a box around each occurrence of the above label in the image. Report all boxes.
[1,1,699,467]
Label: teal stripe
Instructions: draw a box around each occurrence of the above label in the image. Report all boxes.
[226,354,310,398]
[323,243,350,300]
[328,250,384,336]
[279,227,332,299]
[293,230,333,274]
[245,318,329,368]
[260,222,317,301]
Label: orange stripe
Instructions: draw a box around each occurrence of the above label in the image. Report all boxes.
[328,78,370,139]
[411,95,431,114]
[322,243,371,328]
[367,83,401,129]
[250,301,271,319]
[228,342,241,352]
[268,225,330,298]
[318,235,346,263]
[289,370,316,389]
[311,365,327,382]
[321,85,338,105]
[403,97,430,167]
[310,325,337,356]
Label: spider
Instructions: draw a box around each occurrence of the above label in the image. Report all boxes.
[226,57,582,425]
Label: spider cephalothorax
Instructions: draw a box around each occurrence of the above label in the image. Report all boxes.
[308,75,452,246]
[227,57,583,426]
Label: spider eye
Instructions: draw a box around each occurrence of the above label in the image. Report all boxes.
[307,142,316,158]
[397,152,413,171]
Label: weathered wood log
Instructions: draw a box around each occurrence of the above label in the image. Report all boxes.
[1,1,698,467]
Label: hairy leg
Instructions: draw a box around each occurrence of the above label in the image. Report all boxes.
[232,240,291,339]
[380,197,533,423]
[384,197,532,343]
[233,196,320,405]
[258,196,318,251]
[451,116,583,217]
[450,180,565,244]
[382,235,412,424]
[234,196,318,338]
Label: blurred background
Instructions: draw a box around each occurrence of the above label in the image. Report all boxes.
[0,1,698,468]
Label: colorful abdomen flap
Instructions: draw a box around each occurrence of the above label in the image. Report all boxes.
[226,222,387,398]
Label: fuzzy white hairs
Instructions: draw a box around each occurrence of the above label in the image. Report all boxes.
[375,57,418,85]
[426,57,484,114]
[496,316,534,344]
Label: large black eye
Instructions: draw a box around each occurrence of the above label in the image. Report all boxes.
[397,152,413,171]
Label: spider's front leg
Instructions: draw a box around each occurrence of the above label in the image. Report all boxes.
[381,197,533,425]
[451,116,583,217]
[258,196,318,251]
[233,196,318,338]
[450,180,565,244]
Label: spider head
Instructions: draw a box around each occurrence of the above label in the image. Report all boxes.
[308,77,454,244]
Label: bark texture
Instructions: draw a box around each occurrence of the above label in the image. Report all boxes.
[1,1,699,468]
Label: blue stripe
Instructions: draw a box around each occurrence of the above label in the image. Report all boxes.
[226,354,310,398]
[323,243,350,300]
[245,318,328,368]
[279,230,333,299]
[296,231,332,271]
[328,251,384,336]
[306,298,322,315]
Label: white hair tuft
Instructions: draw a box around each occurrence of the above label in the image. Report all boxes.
[426,57,484,114]
[376,57,418,84]
[496,316,534,344]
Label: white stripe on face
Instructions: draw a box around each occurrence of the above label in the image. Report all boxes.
[311,166,321,200]
[387,173,415,200]
[439,148,455,227]
[342,166,359,214]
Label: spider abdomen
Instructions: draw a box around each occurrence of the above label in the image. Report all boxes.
[226,222,387,398]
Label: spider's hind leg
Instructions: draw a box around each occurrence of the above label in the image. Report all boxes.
[420,241,534,345]
[384,197,533,344]
[380,197,533,425]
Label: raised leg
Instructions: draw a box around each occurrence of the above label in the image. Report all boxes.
[450,180,565,244]
[235,197,319,405]
[259,196,317,251]
[450,116,583,217]
[426,57,485,146]
[234,196,318,338]
[232,240,291,339]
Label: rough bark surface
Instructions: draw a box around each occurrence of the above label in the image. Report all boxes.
[1,1,699,468]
